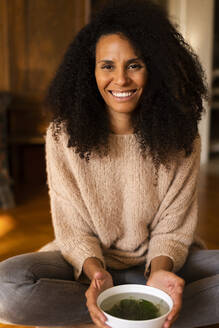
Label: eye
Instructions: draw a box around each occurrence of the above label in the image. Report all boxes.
[128,63,143,70]
[101,64,114,70]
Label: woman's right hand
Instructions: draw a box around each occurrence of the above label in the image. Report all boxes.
[85,270,114,328]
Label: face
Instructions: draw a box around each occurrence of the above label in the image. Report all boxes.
[95,33,147,117]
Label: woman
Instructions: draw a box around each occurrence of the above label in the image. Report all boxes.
[0,1,218,328]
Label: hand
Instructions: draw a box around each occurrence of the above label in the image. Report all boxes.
[85,270,114,328]
[146,270,185,328]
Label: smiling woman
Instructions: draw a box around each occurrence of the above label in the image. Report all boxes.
[0,1,218,328]
[95,33,147,135]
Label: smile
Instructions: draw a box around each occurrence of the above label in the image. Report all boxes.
[108,89,137,100]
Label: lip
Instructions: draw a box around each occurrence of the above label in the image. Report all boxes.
[107,89,138,102]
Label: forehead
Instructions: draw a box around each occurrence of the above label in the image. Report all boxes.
[95,33,138,59]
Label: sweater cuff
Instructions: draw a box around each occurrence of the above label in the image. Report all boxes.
[61,247,106,281]
[145,239,189,276]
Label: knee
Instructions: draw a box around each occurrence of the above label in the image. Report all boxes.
[0,253,36,283]
[0,254,36,325]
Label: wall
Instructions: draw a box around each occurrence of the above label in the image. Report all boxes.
[0,0,87,185]
[168,0,215,164]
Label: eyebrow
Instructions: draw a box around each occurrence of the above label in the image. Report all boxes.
[96,57,143,64]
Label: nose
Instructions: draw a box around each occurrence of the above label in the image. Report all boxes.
[113,68,129,86]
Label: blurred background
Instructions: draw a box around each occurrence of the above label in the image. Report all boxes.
[0,1,218,327]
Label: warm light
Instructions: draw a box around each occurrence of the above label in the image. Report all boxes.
[0,214,16,237]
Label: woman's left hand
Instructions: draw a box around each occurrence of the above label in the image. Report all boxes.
[146,270,185,328]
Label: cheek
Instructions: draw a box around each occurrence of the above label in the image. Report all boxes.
[137,73,147,90]
[95,74,109,94]
[135,67,147,85]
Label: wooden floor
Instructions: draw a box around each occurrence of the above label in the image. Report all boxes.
[0,157,219,328]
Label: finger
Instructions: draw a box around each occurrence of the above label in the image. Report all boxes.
[91,314,110,328]
[165,311,179,326]
[163,319,170,328]
[165,294,182,325]
[96,278,102,290]
[163,317,172,328]
[166,302,181,327]
[90,310,110,328]
[167,305,180,322]
[91,277,105,291]
[167,307,177,321]
[164,311,179,328]
[91,278,100,289]
[87,295,102,315]
[86,292,105,322]
[89,304,107,322]
[168,290,183,322]
[164,314,179,328]
[86,285,99,303]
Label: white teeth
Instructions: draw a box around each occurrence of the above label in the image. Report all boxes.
[111,91,135,97]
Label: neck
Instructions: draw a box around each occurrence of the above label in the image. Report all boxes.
[108,112,133,135]
[110,128,134,135]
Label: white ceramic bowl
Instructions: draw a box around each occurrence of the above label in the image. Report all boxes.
[97,284,173,328]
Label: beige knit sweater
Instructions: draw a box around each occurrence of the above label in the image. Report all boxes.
[40,124,201,281]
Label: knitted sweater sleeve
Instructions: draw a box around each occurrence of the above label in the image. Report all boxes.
[45,126,105,280]
[145,137,201,274]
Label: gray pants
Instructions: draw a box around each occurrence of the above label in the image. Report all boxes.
[0,250,218,327]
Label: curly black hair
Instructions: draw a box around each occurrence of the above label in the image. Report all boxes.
[45,0,208,169]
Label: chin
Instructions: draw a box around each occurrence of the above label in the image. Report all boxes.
[109,104,138,113]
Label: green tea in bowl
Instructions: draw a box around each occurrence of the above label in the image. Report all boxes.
[97,285,173,328]
[103,295,160,320]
